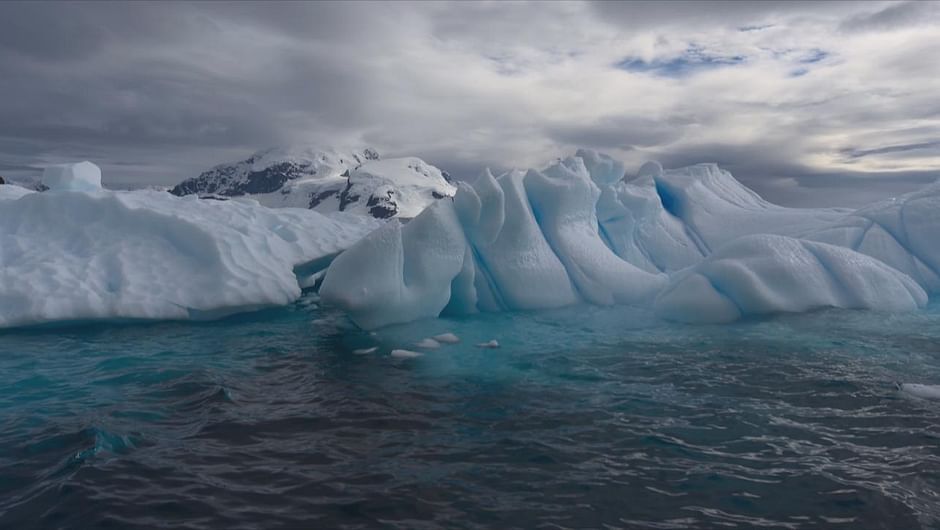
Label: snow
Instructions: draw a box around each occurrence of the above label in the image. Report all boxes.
[0,183,34,201]
[41,161,102,192]
[0,175,379,328]
[171,146,455,219]
[654,235,927,323]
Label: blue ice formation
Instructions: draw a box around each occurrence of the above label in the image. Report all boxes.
[2,152,939,330]
[322,150,939,328]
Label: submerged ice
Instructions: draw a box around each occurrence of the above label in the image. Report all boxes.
[322,150,940,329]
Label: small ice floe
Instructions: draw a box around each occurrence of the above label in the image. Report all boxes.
[476,340,500,349]
[896,382,940,400]
[415,338,441,349]
[311,318,330,326]
[353,346,378,355]
[391,349,423,359]
[433,333,460,344]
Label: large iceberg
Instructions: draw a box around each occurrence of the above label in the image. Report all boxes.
[321,155,675,329]
[0,163,379,328]
[5,151,939,331]
[321,150,940,329]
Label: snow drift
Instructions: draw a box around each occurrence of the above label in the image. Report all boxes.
[0,164,379,328]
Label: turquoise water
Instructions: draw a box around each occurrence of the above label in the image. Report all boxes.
[1,298,939,529]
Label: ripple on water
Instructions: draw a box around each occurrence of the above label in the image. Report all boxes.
[0,304,939,528]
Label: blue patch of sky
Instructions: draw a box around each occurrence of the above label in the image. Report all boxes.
[789,67,809,77]
[616,45,746,78]
[798,49,829,64]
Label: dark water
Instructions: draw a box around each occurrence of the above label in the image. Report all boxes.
[1,298,939,529]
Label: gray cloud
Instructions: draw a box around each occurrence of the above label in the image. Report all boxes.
[0,0,938,207]
[840,1,940,32]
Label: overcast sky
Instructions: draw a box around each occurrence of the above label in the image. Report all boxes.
[1,1,939,206]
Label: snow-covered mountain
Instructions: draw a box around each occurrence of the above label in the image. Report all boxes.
[171,146,456,219]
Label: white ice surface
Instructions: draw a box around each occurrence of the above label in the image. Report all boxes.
[321,150,940,329]
[321,156,665,329]
[0,172,380,328]
[173,146,454,219]
[390,349,423,359]
[654,235,927,323]
[433,333,460,344]
[42,161,103,192]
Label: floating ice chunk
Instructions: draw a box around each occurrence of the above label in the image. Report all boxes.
[476,340,500,349]
[415,338,441,349]
[433,333,460,344]
[897,383,940,400]
[353,346,378,355]
[655,234,927,323]
[42,161,103,192]
[391,349,423,359]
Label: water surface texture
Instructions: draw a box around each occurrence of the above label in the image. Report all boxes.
[2,299,939,529]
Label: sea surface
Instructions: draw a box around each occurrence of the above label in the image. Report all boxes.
[1,297,939,529]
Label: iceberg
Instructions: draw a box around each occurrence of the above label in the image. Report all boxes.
[320,156,665,329]
[654,235,927,323]
[321,149,940,329]
[0,163,380,328]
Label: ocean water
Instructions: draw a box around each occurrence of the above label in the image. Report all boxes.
[1,297,939,529]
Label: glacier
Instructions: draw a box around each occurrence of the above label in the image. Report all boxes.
[0,163,379,328]
[170,146,456,219]
[321,150,940,329]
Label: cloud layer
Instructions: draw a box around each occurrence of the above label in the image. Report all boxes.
[0,1,938,205]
